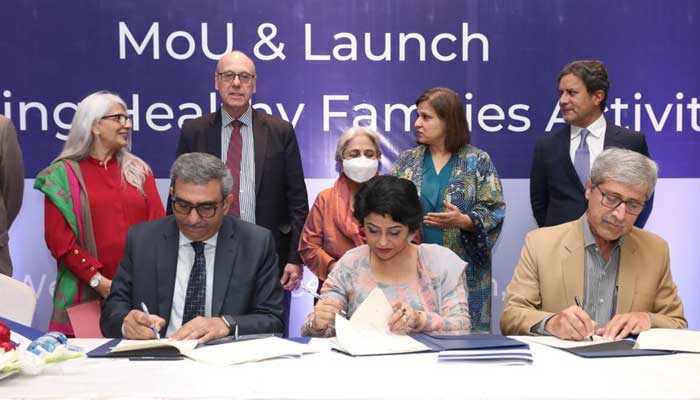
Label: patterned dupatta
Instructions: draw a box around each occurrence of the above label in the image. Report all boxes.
[34,160,99,335]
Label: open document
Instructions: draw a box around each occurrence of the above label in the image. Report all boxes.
[111,339,197,356]
[520,335,672,358]
[331,288,431,356]
[92,337,316,364]
[636,329,700,353]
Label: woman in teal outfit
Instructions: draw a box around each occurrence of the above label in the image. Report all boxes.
[392,87,505,332]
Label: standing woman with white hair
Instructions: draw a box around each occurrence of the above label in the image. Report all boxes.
[35,91,165,336]
[299,127,382,295]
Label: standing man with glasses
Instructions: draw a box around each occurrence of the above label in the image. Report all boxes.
[101,152,284,340]
[175,51,309,336]
[501,148,686,340]
[530,60,654,229]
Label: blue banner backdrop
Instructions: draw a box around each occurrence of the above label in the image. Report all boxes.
[2,1,698,332]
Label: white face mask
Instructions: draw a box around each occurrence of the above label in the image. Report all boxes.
[342,157,379,183]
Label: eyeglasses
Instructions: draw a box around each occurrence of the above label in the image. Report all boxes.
[217,71,255,84]
[101,114,132,125]
[172,197,223,218]
[594,185,645,215]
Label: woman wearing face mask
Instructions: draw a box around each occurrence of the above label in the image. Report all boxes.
[299,127,381,295]
[302,175,470,337]
[392,87,505,333]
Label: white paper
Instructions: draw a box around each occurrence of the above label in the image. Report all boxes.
[636,329,700,353]
[188,337,317,366]
[332,287,431,356]
[111,339,198,354]
[521,335,615,349]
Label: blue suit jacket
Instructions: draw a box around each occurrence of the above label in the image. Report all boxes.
[530,122,653,228]
[100,215,285,337]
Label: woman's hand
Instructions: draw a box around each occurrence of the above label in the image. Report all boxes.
[423,200,474,231]
[311,298,344,331]
[388,301,425,333]
[96,278,112,299]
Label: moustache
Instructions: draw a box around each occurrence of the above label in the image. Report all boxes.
[182,222,207,230]
[602,215,624,228]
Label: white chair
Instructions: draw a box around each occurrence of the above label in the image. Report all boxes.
[0,274,37,326]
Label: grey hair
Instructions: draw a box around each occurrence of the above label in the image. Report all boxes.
[54,90,151,194]
[170,152,234,198]
[334,126,382,163]
[589,148,658,200]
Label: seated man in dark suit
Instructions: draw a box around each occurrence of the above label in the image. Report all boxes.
[530,60,653,228]
[101,152,284,341]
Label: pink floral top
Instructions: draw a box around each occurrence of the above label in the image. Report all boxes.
[303,244,471,337]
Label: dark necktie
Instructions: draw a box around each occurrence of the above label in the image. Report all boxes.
[574,128,591,185]
[182,241,206,325]
[226,119,243,217]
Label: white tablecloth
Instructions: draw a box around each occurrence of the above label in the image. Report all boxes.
[1,337,699,399]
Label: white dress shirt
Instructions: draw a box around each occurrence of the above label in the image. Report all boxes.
[165,232,218,337]
[569,113,607,171]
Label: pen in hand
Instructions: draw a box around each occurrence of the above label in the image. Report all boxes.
[140,302,161,340]
[301,286,348,317]
[574,296,593,341]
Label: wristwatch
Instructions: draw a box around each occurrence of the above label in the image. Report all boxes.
[89,272,103,288]
[221,315,237,335]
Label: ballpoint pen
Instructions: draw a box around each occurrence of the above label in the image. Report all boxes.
[140,302,161,340]
[574,296,593,341]
[301,286,348,317]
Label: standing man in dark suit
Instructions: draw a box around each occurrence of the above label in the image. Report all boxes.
[101,153,284,340]
[0,116,24,276]
[175,51,309,334]
[530,60,653,228]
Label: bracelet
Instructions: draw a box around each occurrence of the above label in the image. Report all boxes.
[307,312,319,332]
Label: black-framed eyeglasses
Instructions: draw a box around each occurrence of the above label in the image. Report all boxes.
[594,185,645,215]
[101,113,132,125]
[217,71,255,84]
[172,197,224,218]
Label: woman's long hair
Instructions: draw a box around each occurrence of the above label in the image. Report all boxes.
[54,90,151,194]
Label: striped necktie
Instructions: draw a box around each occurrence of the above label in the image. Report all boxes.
[226,119,243,217]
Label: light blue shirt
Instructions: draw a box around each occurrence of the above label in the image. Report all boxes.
[221,106,256,223]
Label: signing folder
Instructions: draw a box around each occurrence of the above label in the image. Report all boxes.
[88,336,315,364]
[560,339,672,358]
[525,336,673,358]
[87,338,197,358]
[413,333,533,365]
[411,333,528,351]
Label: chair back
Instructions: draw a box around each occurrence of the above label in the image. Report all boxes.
[0,274,37,326]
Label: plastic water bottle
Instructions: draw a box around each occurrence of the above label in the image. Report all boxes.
[26,332,68,355]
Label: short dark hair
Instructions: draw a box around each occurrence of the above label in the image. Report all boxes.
[353,175,422,232]
[415,87,469,154]
[558,60,610,110]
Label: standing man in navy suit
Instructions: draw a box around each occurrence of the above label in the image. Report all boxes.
[175,51,309,335]
[101,153,284,340]
[530,60,653,228]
